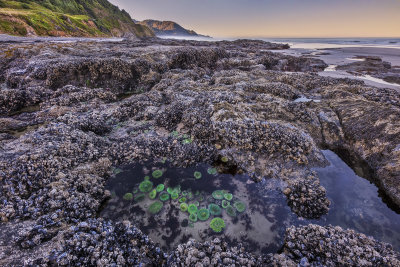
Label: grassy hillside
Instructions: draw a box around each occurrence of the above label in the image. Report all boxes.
[0,0,154,37]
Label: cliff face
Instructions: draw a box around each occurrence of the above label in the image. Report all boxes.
[139,19,208,37]
[0,0,154,38]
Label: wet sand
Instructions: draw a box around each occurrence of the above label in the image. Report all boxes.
[317,47,400,66]
[274,46,400,89]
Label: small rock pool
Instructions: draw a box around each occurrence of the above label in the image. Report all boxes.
[312,150,400,250]
[99,151,400,254]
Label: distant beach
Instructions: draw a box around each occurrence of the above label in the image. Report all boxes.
[263,37,400,50]
[259,39,400,89]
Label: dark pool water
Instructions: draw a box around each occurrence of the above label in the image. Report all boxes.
[100,150,400,254]
[312,150,400,250]
[100,159,292,254]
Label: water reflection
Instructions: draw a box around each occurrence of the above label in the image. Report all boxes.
[313,150,400,250]
[100,150,400,254]
[100,160,290,254]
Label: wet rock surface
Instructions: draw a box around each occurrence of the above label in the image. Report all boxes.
[47,219,166,266]
[169,238,266,266]
[284,173,331,219]
[336,55,400,85]
[283,224,400,266]
[0,37,399,265]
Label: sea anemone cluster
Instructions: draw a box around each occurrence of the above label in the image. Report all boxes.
[118,167,247,234]
[178,189,246,233]
[120,174,168,214]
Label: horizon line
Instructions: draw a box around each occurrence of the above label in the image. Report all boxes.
[210,36,400,39]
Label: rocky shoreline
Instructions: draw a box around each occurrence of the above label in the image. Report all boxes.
[0,37,399,266]
[336,55,400,85]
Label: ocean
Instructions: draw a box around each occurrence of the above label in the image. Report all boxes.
[161,36,400,49]
[261,38,400,49]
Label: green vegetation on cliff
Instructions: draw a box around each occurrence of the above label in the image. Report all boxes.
[139,19,209,38]
[0,0,154,37]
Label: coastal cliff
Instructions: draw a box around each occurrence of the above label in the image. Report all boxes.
[139,19,209,37]
[0,0,154,38]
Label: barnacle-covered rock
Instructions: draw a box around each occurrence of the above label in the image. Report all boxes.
[284,174,330,219]
[283,224,400,266]
[0,36,399,266]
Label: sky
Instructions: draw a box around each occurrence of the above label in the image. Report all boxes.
[109,0,400,38]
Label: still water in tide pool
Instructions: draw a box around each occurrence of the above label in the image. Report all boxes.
[313,150,400,250]
[100,150,400,254]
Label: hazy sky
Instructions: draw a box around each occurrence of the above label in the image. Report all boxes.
[110,0,400,38]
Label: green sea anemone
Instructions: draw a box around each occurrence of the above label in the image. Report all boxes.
[194,171,202,179]
[188,204,198,214]
[179,197,187,203]
[139,180,153,193]
[212,190,224,200]
[171,130,179,138]
[210,218,225,233]
[208,204,222,216]
[207,167,217,175]
[113,168,123,175]
[167,186,180,195]
[171,192,179,200]
[197,208,210,221]
[182,138,193,145]
[159,192,170,202]
[133,188,138,194]
[180,203,188,212]
[224,193,233,201]
[156,184,165,192]
[198,195,204,202]
[189,213,198,222]
[134,193,145,202]
[193,201,200,206]
[123,193,133,201]
[234,201,246,213]
[226,205,237,217]
[152,170,163,179]
[187,192,193,199]
[182,191,188,196]
[221,156,229,163]
[144,176,150,181]
[195,190,200,196]
[176,186,181,194]
[148,201,163,214]
[222,200,230,209]
[149,189,157,199]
